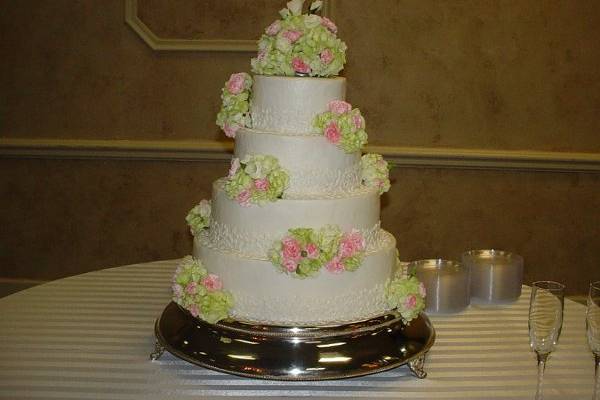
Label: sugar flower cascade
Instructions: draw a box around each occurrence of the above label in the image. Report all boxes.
[182,0,428,327]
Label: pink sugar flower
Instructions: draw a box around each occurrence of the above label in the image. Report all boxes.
[326,256,345,274]
[257,48,267,61]
[172,283,183,298]
[265,20,281,36]
[328,100,352,114]
[254,178,270,191]
[404,294,417,310]
[321,17,338,33]
[188,304,200,318]
[281,237,301,261]
[185,281,198,295]
[305,243,319,259]
[320,48,334,65]
[226,73,246,95]
[237,189,252,207]
[292,57,311,74]
[419,282,427,298]
[202,274,223,292]
[283,258,298,272]
[338,238,355,258]
[352,113,365,129]
[282,30,303,43]
[324,121,341,144]
[223,123,239,138]
[346,229,365,252]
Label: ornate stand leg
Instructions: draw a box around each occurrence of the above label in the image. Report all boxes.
[408,353,427,379]
[150,339,165,361]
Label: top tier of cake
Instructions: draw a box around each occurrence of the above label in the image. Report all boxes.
[250,75,346,135]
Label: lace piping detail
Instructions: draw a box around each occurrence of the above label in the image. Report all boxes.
[229,282,391,326]
[285,163,362,198]
[197,222,391,260]
[251,107,318,135]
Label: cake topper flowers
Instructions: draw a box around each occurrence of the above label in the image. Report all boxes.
[216,72,253,138]
[186,200,211,235]
[171,256,233,324]
[251,0,347,77]
[224,155,290,206]
[268,225,366,278]
[313,100,368,153]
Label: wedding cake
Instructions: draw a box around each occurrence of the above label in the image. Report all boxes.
[172,0,425,327]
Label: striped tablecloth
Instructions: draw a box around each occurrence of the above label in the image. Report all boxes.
[0,259,595,399]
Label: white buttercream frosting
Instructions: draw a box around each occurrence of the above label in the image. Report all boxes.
[250,75,346,134]
[194,231,396,326]
[211,179,380,238]
[235,127,361,196]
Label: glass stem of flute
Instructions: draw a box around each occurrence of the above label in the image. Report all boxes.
[535,352,548,400]
[594,353,599,400]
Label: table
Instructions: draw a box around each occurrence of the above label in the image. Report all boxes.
[0,259,595,399]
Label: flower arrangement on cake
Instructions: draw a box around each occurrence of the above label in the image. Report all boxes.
[361,153,391,194]
[268,225,366,278]
[224,155,290,206]
[185,200,211,235]
[313,100,368,153]
[251,0,347,77]
[386,273,427,324]
[171,256,233,324]
[216,73,253,138]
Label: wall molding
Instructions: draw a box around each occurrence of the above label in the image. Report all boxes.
[2,138,599,172]
[124,0,331,52]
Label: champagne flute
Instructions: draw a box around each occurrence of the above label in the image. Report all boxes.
[587,281,600,400]
[528,281,565,400]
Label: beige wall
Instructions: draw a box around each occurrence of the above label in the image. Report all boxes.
[1,1,599,295]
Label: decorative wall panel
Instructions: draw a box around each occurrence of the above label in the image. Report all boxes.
[125,0,331,51]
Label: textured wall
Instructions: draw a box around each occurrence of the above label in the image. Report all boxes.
[1,158,598,294]
[2,1,600,149]
[1,1,599,295]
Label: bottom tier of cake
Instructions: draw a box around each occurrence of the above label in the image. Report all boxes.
[194,230,397,326]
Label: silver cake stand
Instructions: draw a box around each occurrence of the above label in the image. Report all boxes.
[151,302,435,380]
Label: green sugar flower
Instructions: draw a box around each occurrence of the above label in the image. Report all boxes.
[361,153,391,194]
[385,275,427,324]
[216,72,253,138]
[201,291,234,324]
[185,199,211,235]
[171,256,233,324]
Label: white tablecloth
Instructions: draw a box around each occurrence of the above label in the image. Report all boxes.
[0,260,595,399]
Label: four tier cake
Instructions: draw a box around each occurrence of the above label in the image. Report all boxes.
[172,0,426,328]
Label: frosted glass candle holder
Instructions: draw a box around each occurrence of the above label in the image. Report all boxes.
[409,259,470,314]
[462,249,523,305]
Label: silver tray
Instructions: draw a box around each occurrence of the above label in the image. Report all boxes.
[151,302,435,381]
